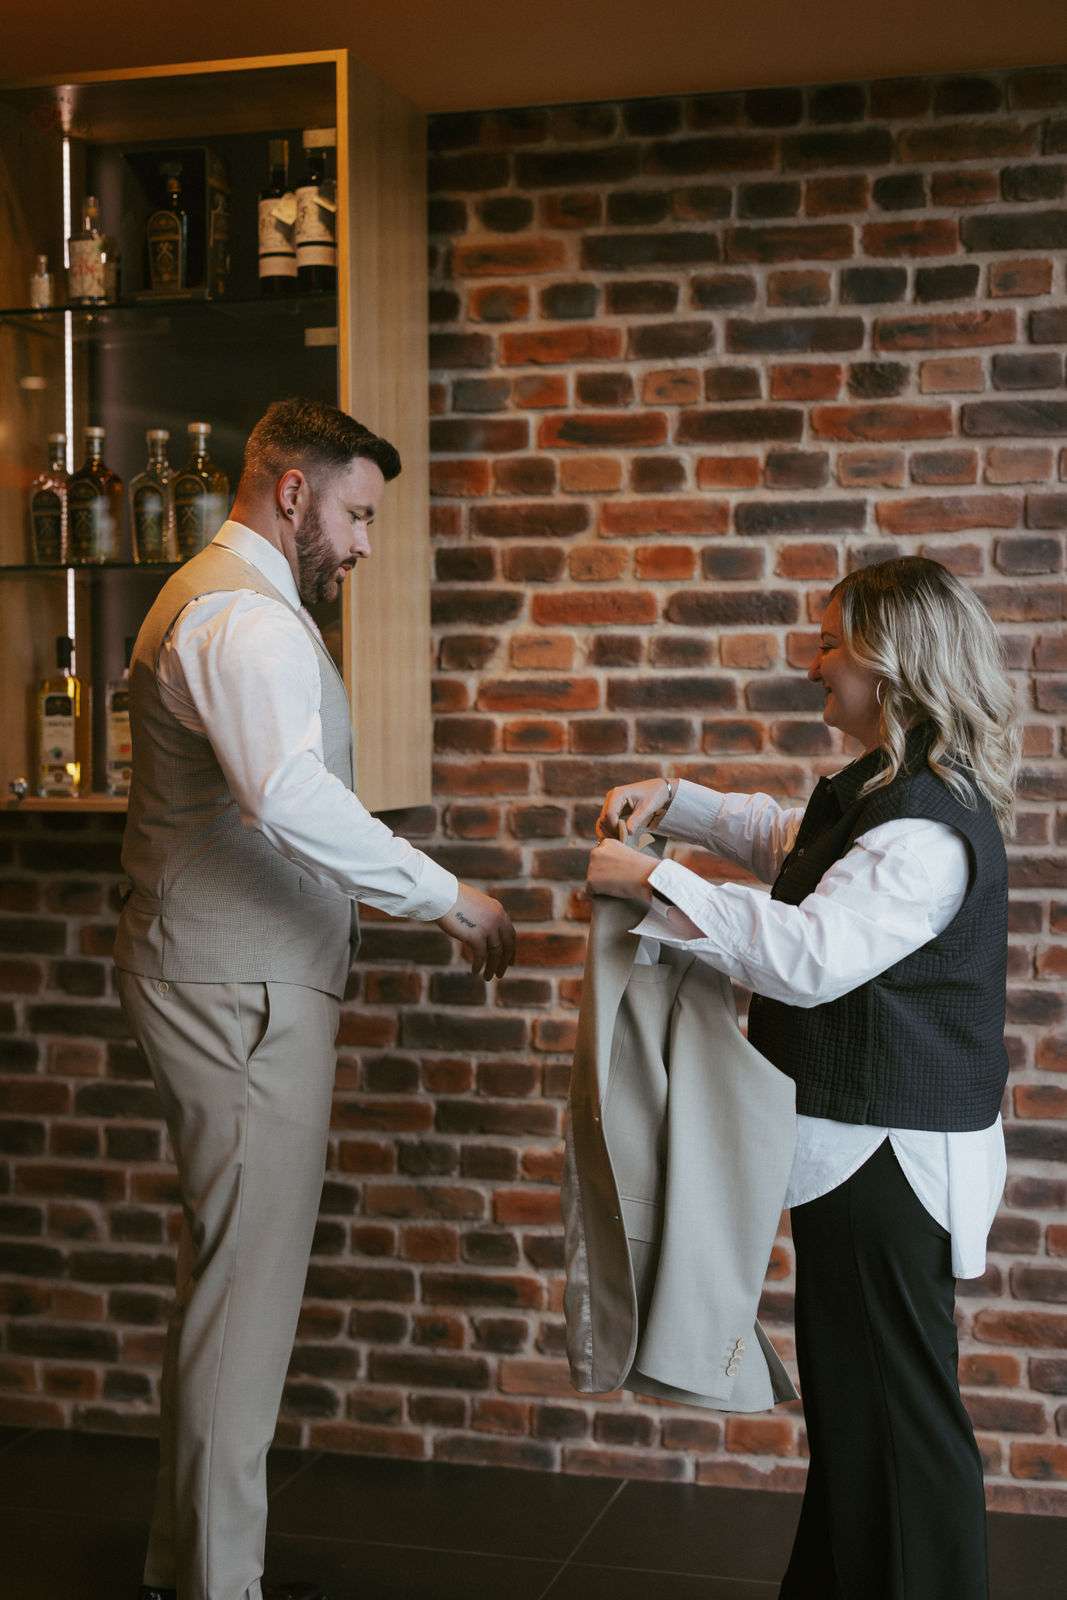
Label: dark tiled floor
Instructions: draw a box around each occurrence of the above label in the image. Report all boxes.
[0,1426,1064,1599]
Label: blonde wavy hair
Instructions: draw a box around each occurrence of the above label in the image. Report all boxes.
[831,557,1021,835]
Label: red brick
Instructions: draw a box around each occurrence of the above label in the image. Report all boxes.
[836,449,907,488]
[538,412,667,449]
[502,327,624,366]
[502,719,566,753]
[985,446,1055,485]
[430,459,491,498]
[989,258,1056,298]
[973,1311,1067,1347]
[770,363,843,400]
[512,374,568,408]
[560,456,624,492]
[467,283,530,322]
[920,357,985,394]
[452,237,567,277]
[1010,1441,1067,1481]
[635,546,697,581]
[641,368,701,405]
[509,634,575,671]
[493,457,557,496]
[875,494,1017,535]
[720,634,779,669]
[532,591,655,625]
[811,404,953,441]
[775,542,840,580]
[876,311,1016,351]
[726,224,852,262]
[477,678,600,712]
[930,170,1000,208]
[898,122,1038,164]
[696,455,762,489]
[862,218,960,257]
[599,498,729,536]
[767,269,832,308]
[725,1415,798,1455]
[1014,1085,1067,1119]
[804,174,869,215]
[538,192,603,229]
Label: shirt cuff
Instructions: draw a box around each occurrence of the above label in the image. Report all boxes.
[392,858,460,922]
[655,779,725,846]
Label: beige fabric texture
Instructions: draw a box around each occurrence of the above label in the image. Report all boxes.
[563,876,799,1412]
[115,542,358,997]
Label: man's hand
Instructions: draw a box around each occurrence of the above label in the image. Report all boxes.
[586,837,656,904]
[437,883,516,979]
[595,778,672,842]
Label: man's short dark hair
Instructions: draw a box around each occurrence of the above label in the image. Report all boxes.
[241,398,401,489]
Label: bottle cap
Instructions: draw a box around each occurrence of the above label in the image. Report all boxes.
[56,635,73,670]
[147,427,170,442]
[35,254,49,272]
[85,425,105,442]
[85,195,100,212]
[302,127,336,149]
[48,431,66,447]
[188,421,211,435]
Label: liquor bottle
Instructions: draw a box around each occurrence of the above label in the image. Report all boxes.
[68,197,107,304]
[294,129,337,293]
[173,422,229,561]
[105,637,134,798]
[29,433,69,564]
[130,429,175,563]
[258,138,297,296]
[68,426,124,564]
[29,254,54,309]
[146,163,188,294]
[35,635,84,798]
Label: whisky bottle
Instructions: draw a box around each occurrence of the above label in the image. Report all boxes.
[105,637,134,798]
[68,426,124,564]
[146,163,188,294]
[29,433,69,564]
[29,253,54,309]
[294,129,337,293]
[36,635,84,798]
[68,197,107,304]
[173,422,229,560]
[130,429,175,563]
[258,139,297,296]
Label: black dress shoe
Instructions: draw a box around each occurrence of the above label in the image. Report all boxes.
[139,1589,176,1600]
[137,1583,327,1600]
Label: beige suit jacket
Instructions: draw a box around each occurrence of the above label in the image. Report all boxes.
[562,880,799,1412]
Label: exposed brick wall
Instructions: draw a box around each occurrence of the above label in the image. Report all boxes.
[2,64,1067,1513]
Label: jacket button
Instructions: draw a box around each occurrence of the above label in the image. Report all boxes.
[157,981,170,995]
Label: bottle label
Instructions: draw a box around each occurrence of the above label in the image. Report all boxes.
[173,477,227,561]
[106,688,132,796]
[147,214,184,292]
[295,184,337,267]
[31,490,64,563]
[68,480,118,563]
[39,696,78,795]
[132,484,169,562]
[30,274,53,309]
[69,238,106,301]
[259,198,298,278]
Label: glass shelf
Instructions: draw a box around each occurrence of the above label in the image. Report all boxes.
[5,794,128,813]
[0,292,337,325]
[0,561,182,575]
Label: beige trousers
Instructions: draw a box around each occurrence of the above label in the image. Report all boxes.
[117,972,340,1600]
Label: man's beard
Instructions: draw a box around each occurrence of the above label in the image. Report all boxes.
[295,497,341,608]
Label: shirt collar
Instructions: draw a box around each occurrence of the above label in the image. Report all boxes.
[211,520,301,612]
[826,722,935,811]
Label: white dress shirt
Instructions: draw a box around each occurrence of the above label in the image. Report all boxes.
[630,780,1005,1278]
[155,520,458,922]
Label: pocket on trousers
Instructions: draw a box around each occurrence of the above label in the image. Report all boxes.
[237,983,272,1062]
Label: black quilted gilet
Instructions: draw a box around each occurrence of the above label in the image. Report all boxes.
[746,733,1009,1132]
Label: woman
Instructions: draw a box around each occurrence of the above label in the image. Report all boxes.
[588,556,1019,1600]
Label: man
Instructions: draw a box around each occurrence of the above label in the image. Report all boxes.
[115,398,515,1600]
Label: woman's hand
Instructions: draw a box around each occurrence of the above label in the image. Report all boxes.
[595,778,672,842]
[586,838,657,904]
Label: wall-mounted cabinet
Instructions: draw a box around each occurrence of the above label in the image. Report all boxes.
[0,52,430,814]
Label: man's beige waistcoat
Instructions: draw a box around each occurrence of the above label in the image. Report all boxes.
[115,543,359,999]
[563,882,799,1412]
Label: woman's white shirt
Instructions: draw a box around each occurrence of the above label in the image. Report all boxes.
[629,779,1005,1278]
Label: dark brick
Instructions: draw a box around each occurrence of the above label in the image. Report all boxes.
[0,918,65,955]
[745,88,803,126]
[428,153,510,192]
[607,677,737,711]
[765,450,830,489]
[644,135,777,175]
[431,591,524,626]
[428,288,461,323]
[576,370,634,407]
[738,181,802,218]
[848,362,910,399]
[701,547,765,580]
[810,83,866,123]
[430,333,495,371]
[992,353,1063,390]
[621,97,682,136]
[469,504,588,538]
[606,279,679,315]
[631,456,686,493]
[962,211,1067,252]
[582,232,721,270]
[435,547,495,583]
[781,128,894,169]
[428,112,484,150]
[962,402,1067,437]
[628,321,714,360]
[606,189,670,226]
[726,316,864,354]
[914,264,981,302]
[666,591,799,626]
[476,195,534,232]
[427,199,467,236]
[516,146,640,188]
[430,419,528,453]
[735,500,866,535]
[1002,164,1067,202]
[401,1013,527,1052]
[691,273,757,309]
[841,267,909,304]
[676,408,802,444]
[1026,494,1067,529]
[1030,308,1067,343]
[8,1323,118,1361]
[541,282,598,320]
[67,1249,173,1285]
[589,634,642,667]
[704,367,762,401]
[995,536,1063,573]
[873,173,926,211]
[451,379,511,416]
[26,1004,128,1039]
[934,76,1002,115]
[911,450,979,486]
[746,676,827,712]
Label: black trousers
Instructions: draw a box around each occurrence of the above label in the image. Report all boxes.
[779,1139,988,1600]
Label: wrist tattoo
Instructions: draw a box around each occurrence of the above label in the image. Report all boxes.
[456,913,477,929]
